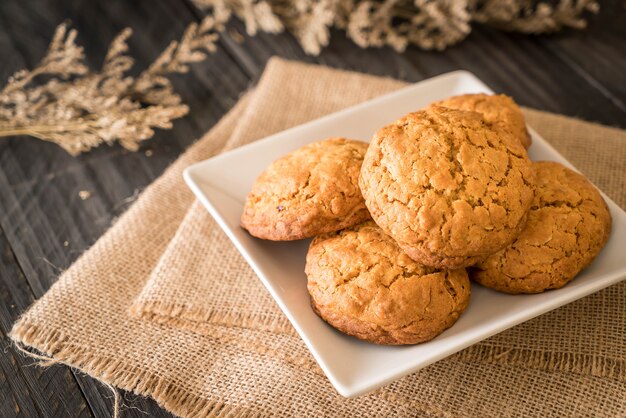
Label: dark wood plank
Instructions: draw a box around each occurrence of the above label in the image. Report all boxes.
[539,0,626,116]
[0,11,126,418]
[0,229,92,417]
[407,26,626,125]
[0,9,97,418]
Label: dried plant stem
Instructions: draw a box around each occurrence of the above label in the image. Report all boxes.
[0,123,96,138]
[0,14,227,155]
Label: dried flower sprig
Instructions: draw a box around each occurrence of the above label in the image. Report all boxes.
[0,13,227,155]
[192,0,598,55]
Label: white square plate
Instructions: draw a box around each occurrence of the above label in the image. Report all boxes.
[184,71,626,397]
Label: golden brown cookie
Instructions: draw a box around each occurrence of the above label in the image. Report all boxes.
[241,137,370,241]
[432,93,532,149]
[359,106,535,269]
[306,221,470,345]
[470,161,612,294]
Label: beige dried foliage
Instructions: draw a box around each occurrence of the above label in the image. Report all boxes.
[274,0,336,55]
[471,0,600,32]
[193,0,598,54]
[0,14,227,155]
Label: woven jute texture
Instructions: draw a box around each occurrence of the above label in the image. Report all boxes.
[11,58,626,417]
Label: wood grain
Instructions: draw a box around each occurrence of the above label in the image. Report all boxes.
[0,0,624,416]
[0,229,92,417]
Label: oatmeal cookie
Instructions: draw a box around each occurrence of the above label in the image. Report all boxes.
[241,137,370,240]
[306,221,470,345]
[470,161,612,294]
[433,93,532,149]
[359,106,535,269]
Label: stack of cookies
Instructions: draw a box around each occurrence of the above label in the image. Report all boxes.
[241,94,612,346]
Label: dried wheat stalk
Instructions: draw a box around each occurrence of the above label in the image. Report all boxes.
[193,0,598,54]
[0,13,227,155]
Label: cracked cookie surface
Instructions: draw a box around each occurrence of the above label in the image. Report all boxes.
[432,93,532,149]
[470,161,612,294]
[306,221,470,345]
[241,137,370,240]
[359,106,535,269]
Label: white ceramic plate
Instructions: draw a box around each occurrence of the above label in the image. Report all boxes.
[184,71,626,397]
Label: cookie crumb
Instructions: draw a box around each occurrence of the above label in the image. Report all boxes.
[63,240,69,247]
[79,190,91,200]
[145,150,153,157]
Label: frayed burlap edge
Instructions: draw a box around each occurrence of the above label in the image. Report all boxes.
[9,321,263,417]
[10,320,453,417]
[454,342,626,381]
[13,316,623,418]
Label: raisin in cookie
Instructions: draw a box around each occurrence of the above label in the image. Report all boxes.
[433,93,532,149]
[241,137,370,240]
[306,221,470,345]
[470,161,612,294]
[359,107,535,269]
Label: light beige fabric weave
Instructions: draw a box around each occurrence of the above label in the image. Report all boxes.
[11,58,626,417]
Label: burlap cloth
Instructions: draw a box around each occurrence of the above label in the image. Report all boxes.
[11,58,626,417]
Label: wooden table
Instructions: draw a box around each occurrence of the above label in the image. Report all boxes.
[1,1,624,416]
